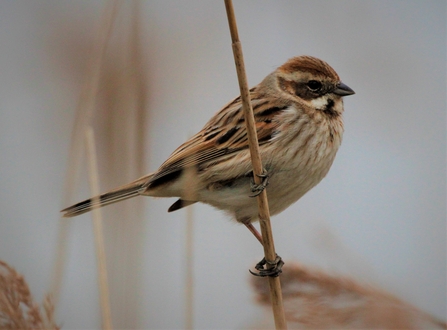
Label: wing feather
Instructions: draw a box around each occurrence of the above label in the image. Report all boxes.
[147,87,292,188]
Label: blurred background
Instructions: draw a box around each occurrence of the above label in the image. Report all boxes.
[0,1,445,329]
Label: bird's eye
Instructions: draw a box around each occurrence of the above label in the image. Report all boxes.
[307,80,322,92]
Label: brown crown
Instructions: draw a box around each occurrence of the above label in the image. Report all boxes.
[279,56,340,80]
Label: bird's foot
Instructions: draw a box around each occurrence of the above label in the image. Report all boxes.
[249,254,284,277]
[249,169,269,197]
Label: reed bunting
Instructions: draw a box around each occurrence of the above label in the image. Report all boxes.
[62,56,354,231]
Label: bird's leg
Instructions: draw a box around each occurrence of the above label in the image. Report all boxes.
[244,223,284,277]
[249,169,269,197]
[245,223,263,245]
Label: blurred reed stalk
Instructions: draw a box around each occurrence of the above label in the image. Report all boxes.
[185,204,194,330]
[183,162,198,330]
[86,127,113,330]
[223,1,287,329]
[52,1,121,329]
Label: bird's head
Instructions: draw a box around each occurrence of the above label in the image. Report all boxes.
[276,56,354,116]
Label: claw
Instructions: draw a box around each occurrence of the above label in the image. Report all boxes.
[249,254,284,277]
[249,169,270,197]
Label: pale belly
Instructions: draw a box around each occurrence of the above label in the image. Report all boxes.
[197,155,335,223]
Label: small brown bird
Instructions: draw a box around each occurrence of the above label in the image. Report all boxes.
[62,55,354,228]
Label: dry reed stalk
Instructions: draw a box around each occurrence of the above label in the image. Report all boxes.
[109,1,148,326]
[185,204,194,330]
[223,1,287,329]
[0,260,60,330]
[252,262,447,329]
[52,1,121,328]
[75,0,122,325]
[183,156,199,330]
[184,190,195,329]
[54,1,148,327]
[86,127,113,330]
[51,0,120,310]
[75,0,118,321]
[130,0,148,177]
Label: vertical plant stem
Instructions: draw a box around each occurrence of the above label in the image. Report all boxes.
[86,128,113,330]
[51,0,119,306]
[183,157,198,330]
[223,1,287,329]
[185,204,194,330]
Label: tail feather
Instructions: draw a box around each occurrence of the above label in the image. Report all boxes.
[61,174,152,217]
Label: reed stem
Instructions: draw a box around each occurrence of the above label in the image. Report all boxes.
[224,1,287,329]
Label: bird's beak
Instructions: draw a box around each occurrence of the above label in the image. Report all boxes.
[333,82,355,96]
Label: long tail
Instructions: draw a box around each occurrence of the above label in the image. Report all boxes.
[61,174,153,217]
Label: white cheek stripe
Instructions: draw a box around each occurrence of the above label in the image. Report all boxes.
[309,95,329,109]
